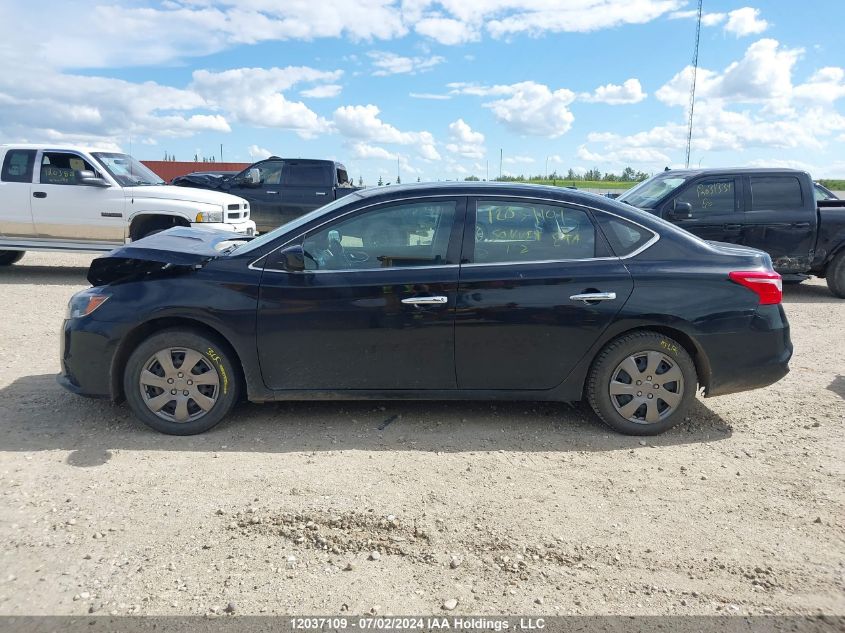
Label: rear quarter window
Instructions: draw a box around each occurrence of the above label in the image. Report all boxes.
[594,213,655,257]
[750,177,803,211]
[1,150,36,183]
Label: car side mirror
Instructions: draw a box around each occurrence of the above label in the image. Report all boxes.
[76,170,109,187]
[277,244,305,272]
[669,201,693,220]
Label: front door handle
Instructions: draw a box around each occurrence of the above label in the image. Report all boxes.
[266,190,278,194]
[569,292,616,303]
[401,296,448,306]
[792,222,810,229]
[33,191,47,199]
[315,192,327,196]
[724,223,742,230]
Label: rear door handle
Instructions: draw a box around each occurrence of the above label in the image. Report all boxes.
[792,222,810,228]
[266,190,278,194]
[569,292,616,303]
[401,296,448,306]
[724,223,742,230]
[315,192,327,196]
[33,191,46,199]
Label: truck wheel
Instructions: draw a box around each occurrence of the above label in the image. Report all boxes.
[123,329,240,435]
[0,251,25,266]
[827,251,845,299]
[586,331,697,436]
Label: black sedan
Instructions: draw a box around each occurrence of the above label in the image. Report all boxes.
[59,182,792,436]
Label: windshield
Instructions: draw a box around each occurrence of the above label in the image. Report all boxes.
[233,192,365,255]
[92,152,164,187]
[618,173,690,208]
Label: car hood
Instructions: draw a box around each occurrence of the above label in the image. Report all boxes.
[87,226,247,286]
[124,184,245,207]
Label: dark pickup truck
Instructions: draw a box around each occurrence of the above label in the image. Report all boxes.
[172,157,358,233]
[616,168,845,297]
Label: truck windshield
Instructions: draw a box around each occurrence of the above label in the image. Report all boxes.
[618,173,689,208]
[92,153,164,187]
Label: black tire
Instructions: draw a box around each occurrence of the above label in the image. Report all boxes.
[826,251,845,299]
[586,331,697,436]
[123,329,240,435]
[0,250,25,266]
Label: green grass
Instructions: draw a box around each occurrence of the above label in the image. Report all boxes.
[819,179,845,190]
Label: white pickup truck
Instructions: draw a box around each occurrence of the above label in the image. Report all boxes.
[0,144,256,265]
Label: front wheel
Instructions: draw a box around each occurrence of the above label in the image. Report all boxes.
[123,329,240,435]
[826,251,845,299]
[586,331,697,435]
[0,250,25,266]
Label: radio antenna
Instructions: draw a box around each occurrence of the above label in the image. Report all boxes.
[685,0,703,168]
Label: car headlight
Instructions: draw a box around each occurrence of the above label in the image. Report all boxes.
[66,289,110,319]
[195,210,224,223]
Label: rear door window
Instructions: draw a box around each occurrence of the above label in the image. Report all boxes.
[750,177,803,210]
[471,200,597,263]
[674,179,736,215]
[1,150,36,183]
[283,164,330,187]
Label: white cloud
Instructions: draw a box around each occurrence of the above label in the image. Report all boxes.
[452,81,575,137]
[724,7,769,37]
[368,51,445,76]
[793,68,845,104]
[409,92,452,100]
[578,38,845,170]
[191,66,340,138]
[414,16,479,45]
[580,78,647,105]
[248,144,273,159]
[349,142,396,160]
[485,0,685,38]
[655,39,802,107]
[503,155,535,165]
[332,104,441,160]
[300,84,343,98]
[445,118,485,159]
[0,64,230,147]
[669,10,726,26]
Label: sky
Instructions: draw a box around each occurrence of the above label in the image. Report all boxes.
[0,1,843,184]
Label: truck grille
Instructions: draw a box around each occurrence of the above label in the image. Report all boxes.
[226,202,250,221]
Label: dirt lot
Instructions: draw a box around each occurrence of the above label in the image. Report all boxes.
[0,252,842,617]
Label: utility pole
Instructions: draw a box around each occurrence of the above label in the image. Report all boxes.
[499,149,503,180]
[397,157,400,184]
[685,0,703,168]
[220,144,223,163]
[545,156,550,180]
[486,160,489,182]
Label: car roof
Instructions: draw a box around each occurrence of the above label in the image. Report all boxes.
[660,167,810,177]
[0,143,119,154]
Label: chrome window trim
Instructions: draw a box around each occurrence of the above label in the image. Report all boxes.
[249,192,660,273]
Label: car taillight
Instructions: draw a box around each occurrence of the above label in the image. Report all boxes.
[729,271,782,305]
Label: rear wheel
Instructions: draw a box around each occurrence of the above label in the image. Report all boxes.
[0,250,24,266]
[826,251,845,299]
[123,329,240,435]
[586,331,697,435]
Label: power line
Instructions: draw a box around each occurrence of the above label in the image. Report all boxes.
[685,0,703,168]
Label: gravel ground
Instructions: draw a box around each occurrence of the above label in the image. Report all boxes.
[0,252,842,617]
